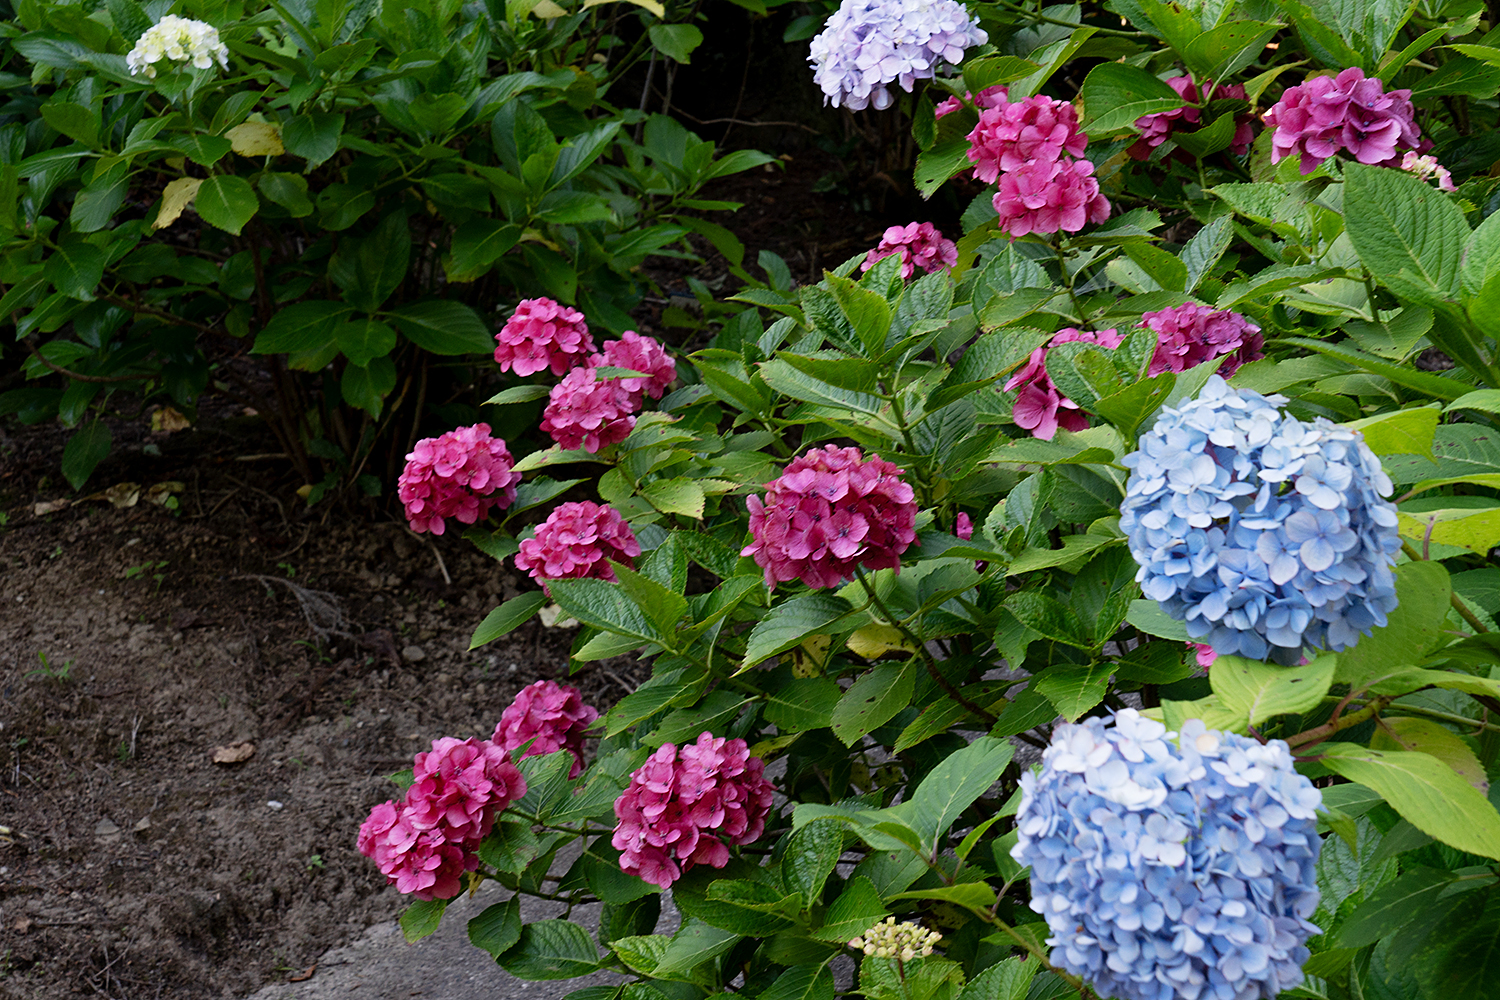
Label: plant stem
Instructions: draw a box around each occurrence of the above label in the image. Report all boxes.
[1285,697,1391,749]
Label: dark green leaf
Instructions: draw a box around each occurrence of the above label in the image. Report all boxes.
[401,898,448,943]
[1080,62,1184,133]
[470,592,547,649]
[909,737,1014,851]
[282,111,345,167]
[742,593,856,670]
[469,898,522,958]
[61,421,111,490]
[830,662,917,747]
[498,920,600,980]
[340,355,396,417]
[390,301,495,355]
[194,175,258,236]
[44,243,105,300]
[1335,867,1458,948]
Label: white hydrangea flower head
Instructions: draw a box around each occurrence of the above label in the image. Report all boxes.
[127,15,230,79]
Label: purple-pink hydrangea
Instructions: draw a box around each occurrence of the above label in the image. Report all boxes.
[1129,75,1255,159]
[540,367,637,453]
[612,731,775,888]
[935,84,1008,119]
[398,424,522,535]
[493,680,599,779]
[1262,67,1422,174]
[808,0,987,112]
[514,501,641,591]
[967,94,1088,184]
[861,222,958,279]
[495,298,595,377]
[1005,328,1126,441]
[992,157,1111,238]
[593,331,677,405]
[741,444,919,590]
[1401,152,1456,191]
[1140,302,1264,378]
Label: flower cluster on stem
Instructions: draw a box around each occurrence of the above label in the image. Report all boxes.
[809,0,987,111]
[398,424,521,535]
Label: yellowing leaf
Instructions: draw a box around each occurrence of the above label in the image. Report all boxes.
[154,177,203,229]
[531,0,569,15]
[583,0,665,18]
[847,624,918,659]
[792,634,831,678]
[225,121,285,156]
[1397,504,1500,555]
[1373,717,1490,792]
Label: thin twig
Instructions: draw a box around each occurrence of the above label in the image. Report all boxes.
[24,340,147,383]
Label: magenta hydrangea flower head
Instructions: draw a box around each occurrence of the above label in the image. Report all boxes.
[540,367,637,453]
[861,222,958,279]
[1004,328,1126,441]
[515,501,642,591]
[1129,75,1255,159]
[1140,302,1264,378]
[1263,67,1421,174]
[493,680,599,779]
[398,423,522,535]
[966,94,1088,184]
[809,0,987,111]
[992,157,1111,238]
[741,444,919,590]
[934,84,1009,119]
[592,331,677,405]
[495,297,595,377]
[357,801,473,901]
[612,731,775,888]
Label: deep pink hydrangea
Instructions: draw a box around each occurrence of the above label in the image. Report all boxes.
[741,444,919,590]
[955,512,973,540]
[493,680,599,779]
[495,297,595,377]
[592,332,677,405]
[1004,328,1126,441]
[992,158,1111,238]
[967,94,1087,184]
[611,731,775,888]
[1263,67,1422,174]
[515,501,641,590]
[1191,642,1218,670]
[540,367,637,453]
[1139,302,1264,378]
[398,424,522,535]
[356,736,526,901]
[934,84,1008,119]
[861,222,958,279]
[1130,75,1255,159]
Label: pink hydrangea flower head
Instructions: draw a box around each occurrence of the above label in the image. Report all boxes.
[741,444,919,590]
[611,731,775,888]
[495,298,594,376]
[515,501,642,591]
[955,512,973,541]
[992,157,1111,238]
[1401,151,1457,191]
[1004,328,1126,441]
[540,367,637,453]
[357,800,475,901]
[934,85,1009,119]
[1263,67,1421,174]
[966,94,1088,184]
[1130,76,1255,159]
[1139,302,1264,378]
[406,736,528,846]
[493,680,599,778]
[592,331,677,404]
[861,222,958,279]
[1191,642,1218,670]
[398,424,522,535]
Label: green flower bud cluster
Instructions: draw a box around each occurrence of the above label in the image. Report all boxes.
[848,917,943,962]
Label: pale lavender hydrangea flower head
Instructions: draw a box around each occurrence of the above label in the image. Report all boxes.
[809,0,987,111]
[1012,709,1323,1000]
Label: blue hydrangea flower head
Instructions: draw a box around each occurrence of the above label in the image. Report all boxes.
[1012,710,1323,1000]
[1120,375,1400,665]
[808,0,988,111]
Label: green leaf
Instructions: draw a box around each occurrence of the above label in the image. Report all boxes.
[258,172,314,217]
[1346,406,1438,457]
[340,355,396,417]
[335,318,397,367]
[1181,216,1233,293]
[809,875,887,943]
[390,301,496,355]
[469,898,523,958]
[1398,501,1500,555]
[71,164,129,234]
[1181,20,1280,80]
[1208,653,1336,728]
[826,273,893,357]
[170,134,233,167]
[40,102,98,147]
[401,898,447,943]
[61,421,111,490]
[252,302,353,355]
[783,819,843,905]
[547,577,659,643]
[1122,243,1188,292]
[1343,162,1467,307]
[614,564,689,638]
[1080,62,1185,133]
[1372,716,1489,791]
[447,219,522,282]
[1126,599,1191,641]
[742,593,856,671]
[693,880,800,935]
[1281,338,1469,401]
[44,243,105,300]
[1005,592,1090,648]
[654,918,739,977]
[830,662,917,747]
[1406,886,1500,1000]
[1318,744,1500,860]
[498,920,601,980]
[761,964,835,1000]
[282,111,345,168]
[649,24,704,63]
[194,175,259,236]
[909,737,1015,851]
[1335,868,1454,948]
[486,385,552,405]
[641,478,706,519]
[758,359,886,416]
[957,957,1039,1000]
[1336,560,1452,689]
[914,138,972,199]
[470,592,547,649]
[887,881,997,911]
[764,677,842,733]
[894,682,1008,752]
[1034,664,1114,722]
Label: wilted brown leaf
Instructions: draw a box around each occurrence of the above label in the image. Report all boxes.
[211,742,256,764]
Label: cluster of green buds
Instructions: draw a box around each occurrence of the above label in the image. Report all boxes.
[849,917,943,962]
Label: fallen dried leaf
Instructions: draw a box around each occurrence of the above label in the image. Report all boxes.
[13,916,30,934]
[211,741,256,764]
[33,499,70,516]
[288,964,317,983]
[151,406,191,433]
[146,481,186,506]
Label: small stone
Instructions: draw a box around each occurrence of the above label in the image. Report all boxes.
[133,816,151,832]
[402,645,427,663]
[267,800,285,811]
[94,818,120,840]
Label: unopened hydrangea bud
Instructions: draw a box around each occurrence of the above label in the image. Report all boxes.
[1401,151,1457,191]
[126,16,230,78]
[849,917,942,960]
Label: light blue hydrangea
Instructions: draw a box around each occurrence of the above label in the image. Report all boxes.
[1120,376,1400,665]
[808,0,987,111]
[1012,710,1323,1000]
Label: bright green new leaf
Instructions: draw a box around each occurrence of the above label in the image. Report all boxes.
[1345,406,1438,457]
[1079,62,1185,133]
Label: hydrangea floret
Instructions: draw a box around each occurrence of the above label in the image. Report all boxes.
[861,222,958,279]
[967,94,1088,183]
[934,84,1009,119]
[126,16,230,78]
[593,331,677,405]
[1262,67,1422,174]
[808,0,987,111]
[494,298,595,377]
[849,918,944,961]
[1130,76,1255,159]
[992,157,1111,238]
[540,367,637,453]
[1004,328,1126,440]
[515,501,642,590]
[1012,710,1323,1000]
[612,731,775,888]
[492,679,598,778]
[742,444,919,590]
[1401,151,1457,191]
[1120,376,1400,663]
[398,424,521,535]
[1140,303,1264,378]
